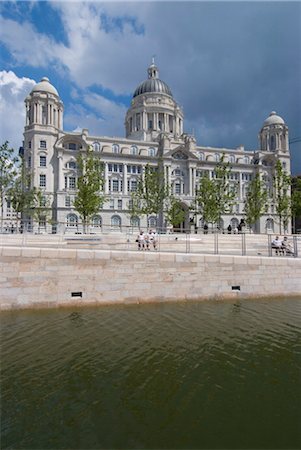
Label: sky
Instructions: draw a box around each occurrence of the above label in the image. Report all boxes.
[0,1,300,174]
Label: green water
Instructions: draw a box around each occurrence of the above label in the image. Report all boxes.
[1,299,301,449]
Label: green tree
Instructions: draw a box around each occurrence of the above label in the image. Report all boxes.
[243,173,268,232]
[73,146,105,233]
[30,189,52,233]
[131,163,169,229]
[196,155,237,230]
[8,172,36,232]
[165,196,186,230]
[273,160,291,234]
[291,176,301,233]
[0,142,18,231]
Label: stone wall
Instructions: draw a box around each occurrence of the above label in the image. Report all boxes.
[1,246,301,310]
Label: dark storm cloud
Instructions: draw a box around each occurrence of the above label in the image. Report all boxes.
[139,2,300,172]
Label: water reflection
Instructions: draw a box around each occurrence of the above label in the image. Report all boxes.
[1,298,301,449]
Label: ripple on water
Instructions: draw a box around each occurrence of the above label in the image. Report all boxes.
[1,298,301,449]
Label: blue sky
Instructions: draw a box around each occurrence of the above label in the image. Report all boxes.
[0,1,300,174]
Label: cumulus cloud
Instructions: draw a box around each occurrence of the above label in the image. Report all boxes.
[0,71,35,151]
[0,1,300,172]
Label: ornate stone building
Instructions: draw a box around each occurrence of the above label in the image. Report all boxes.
[22,60,291,233]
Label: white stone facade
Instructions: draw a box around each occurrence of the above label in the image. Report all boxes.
[22,63,291,234]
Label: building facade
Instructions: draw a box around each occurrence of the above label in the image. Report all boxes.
[22,60,291,233]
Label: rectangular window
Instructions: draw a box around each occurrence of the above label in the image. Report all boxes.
[137,166,141,174]
[119,165,123,173]
[112,180,119,192]
[128,199,133,210]
[28,141,31,149]
[40,155,46,167]
[6,200,11,209]
[175,183,181,194]
[65,176,67,189]
[68,143,76,150]
[130,180,137,192]
[65,196,71,207]
[109,199,114,209]
[118,199,122,209]
[108,163,112,172]
[39,174,46,188]
[40,140,46,149]
[28,156,31,168]
[39,216,46,228]
[69,177,76,189]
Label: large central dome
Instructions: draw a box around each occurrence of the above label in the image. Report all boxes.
[133,60,173,98]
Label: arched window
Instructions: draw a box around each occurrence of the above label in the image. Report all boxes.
[112,144,120,154]
[215,153,220,162]
[130,216,140,228]
[92,215,102,228]
[67,213,78,227]
[92,142,101,152]
[68,143,77,150]
[68,161,77,169]
[198,152,204,161]
[244,156,250,164]
[230,218,239,229]
[111,215,121,228]
[266,218,274,232]
[148,147,156,157]
[229,155,235,163]
[130,145,138,155]
[148,216,157,228]
[270,135,276,151]
[217,218,224,231]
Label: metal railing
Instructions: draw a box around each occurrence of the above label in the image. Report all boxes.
[0,221,299,258]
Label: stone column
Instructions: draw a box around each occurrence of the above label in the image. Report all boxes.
[58,156,63,191]
[104,163,109,194]
[123,164,128,195]
[239,172,243,200]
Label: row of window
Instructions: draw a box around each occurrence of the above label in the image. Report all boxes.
[66,214,157,228]
[196,152,252,164]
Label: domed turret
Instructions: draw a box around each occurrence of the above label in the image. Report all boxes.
[263,111,285,127]
[133,61,173,98]
[125,59,183,142]
[25,77,63,129]
[259,111,288,153]
[31,77,59,97]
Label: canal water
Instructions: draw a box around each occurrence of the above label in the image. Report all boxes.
[1,299,301,449]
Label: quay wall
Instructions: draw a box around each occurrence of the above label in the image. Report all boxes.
[1,246,301,310]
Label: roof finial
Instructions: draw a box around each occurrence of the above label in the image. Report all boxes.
[152,55,156,65]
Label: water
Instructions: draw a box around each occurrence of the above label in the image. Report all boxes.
[1,299,301,449]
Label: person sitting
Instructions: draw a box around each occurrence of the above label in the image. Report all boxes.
[281,237,294,256]
[271,236,283,255]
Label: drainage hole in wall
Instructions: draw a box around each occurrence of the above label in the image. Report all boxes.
[232,286,241,291]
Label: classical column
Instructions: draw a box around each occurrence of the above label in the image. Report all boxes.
[189,167,193,196]
[123,164,128,195]
[104,163,109,194]
[239,172,243,200]
[58,156,63,191]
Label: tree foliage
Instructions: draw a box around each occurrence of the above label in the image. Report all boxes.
[0,141,18,230]
[165,196,186,228]
[195,155,237,227]
[130,163,169,227]
[243,173,268,231]
[273,160,291,234]
[291,176,301,233]
[73,146,105,232]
